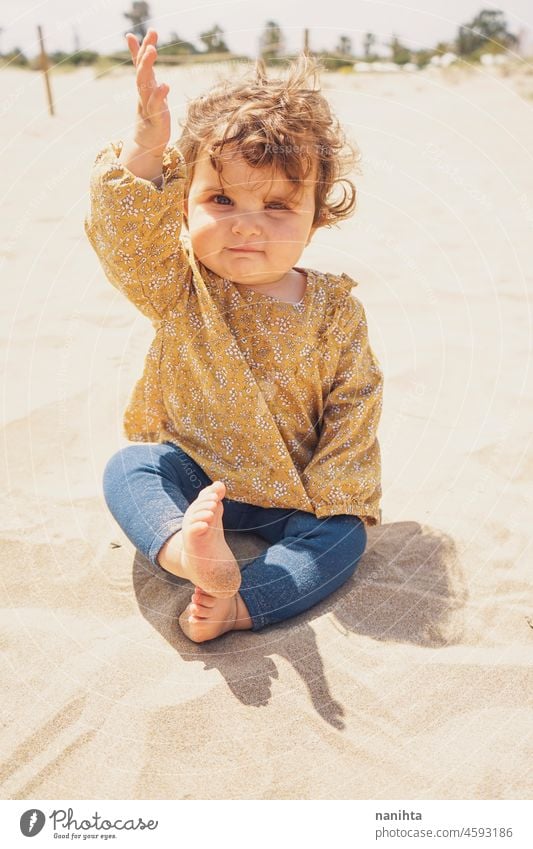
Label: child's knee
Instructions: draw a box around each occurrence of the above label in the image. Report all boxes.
[286,512,367,566]
[331,514,367,548]
[102,446,139,498]
[323,516,367,577]
[326,515,367,573]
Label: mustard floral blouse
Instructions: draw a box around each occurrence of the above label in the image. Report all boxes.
[85,140,383,526]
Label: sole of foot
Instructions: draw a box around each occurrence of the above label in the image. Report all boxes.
[180,480,241,598]
[179,587,239,643]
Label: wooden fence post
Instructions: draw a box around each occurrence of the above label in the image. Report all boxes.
[37,25,55,116]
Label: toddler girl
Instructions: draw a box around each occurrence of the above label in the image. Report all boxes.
[85,29,383,643]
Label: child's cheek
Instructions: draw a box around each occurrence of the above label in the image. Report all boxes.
[195,205,218,224]
[274,218,307,245]
[190,206,226,235]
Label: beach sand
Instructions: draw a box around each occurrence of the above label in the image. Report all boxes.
[0,60,532,799]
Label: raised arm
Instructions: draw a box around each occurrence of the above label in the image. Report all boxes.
[302,296,383,526]
[84,29,190,321]
[120,29,171,184]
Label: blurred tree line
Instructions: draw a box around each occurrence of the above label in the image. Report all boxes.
[0,5,523,70]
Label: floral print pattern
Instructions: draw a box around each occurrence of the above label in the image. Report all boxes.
[85,141,383,526]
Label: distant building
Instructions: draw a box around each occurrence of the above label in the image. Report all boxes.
[480,53,511,65]
[429,52,457,67]
[516,27,533,57]
[353,61,401,72]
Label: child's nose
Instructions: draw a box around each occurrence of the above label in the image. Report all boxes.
[231,213,262,238]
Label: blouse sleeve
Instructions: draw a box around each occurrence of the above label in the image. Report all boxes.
[302,295,383,526]
[84,139,190,321]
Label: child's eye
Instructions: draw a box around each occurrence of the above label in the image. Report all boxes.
[209,195,288,210]
[212,194,232,205]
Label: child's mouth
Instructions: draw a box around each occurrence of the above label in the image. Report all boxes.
[226,246,263,253]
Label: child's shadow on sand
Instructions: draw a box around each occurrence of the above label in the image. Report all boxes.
[132,521,468,729]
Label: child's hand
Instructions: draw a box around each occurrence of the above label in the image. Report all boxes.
[125,28,171,159]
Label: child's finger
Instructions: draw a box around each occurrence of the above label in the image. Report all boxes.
[136,47,159,110]
[126,30,154,66]
[125,32,140,65]
[134,28,158,69]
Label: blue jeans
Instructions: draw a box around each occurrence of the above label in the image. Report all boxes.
[102,442,367,632]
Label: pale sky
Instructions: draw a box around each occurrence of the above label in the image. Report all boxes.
[2,0,532,58]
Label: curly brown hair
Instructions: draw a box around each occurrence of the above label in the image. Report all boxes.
[176,53,361,229]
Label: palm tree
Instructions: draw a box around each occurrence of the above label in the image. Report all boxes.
[336,35,353,57]
[389,34,412,65]
[123,2,151,43]
[363,32,377,61]
[199,24,229,53]
[456,9,518,56]
[259,20,285,60]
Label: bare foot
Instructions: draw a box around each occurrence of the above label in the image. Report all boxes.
[179,587,253,643]
[180,480,241,598]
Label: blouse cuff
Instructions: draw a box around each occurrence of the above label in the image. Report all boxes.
[98,139,187,192]
[312,499,382,526]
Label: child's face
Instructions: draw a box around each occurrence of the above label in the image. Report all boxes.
[184,146,318,286]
